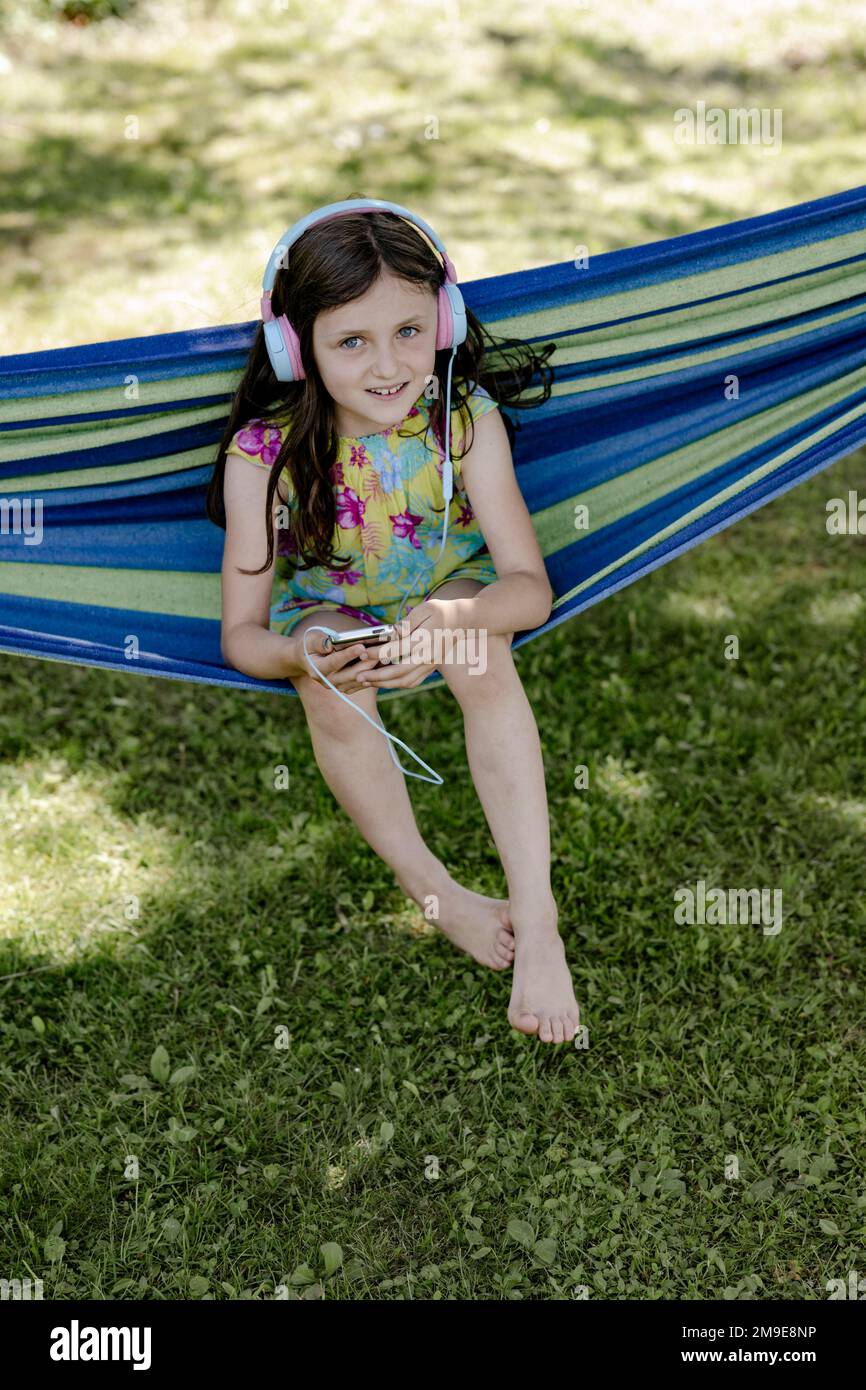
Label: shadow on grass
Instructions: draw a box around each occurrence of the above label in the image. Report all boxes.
[2,131,241,231]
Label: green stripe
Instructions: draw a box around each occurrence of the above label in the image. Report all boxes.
[483,229,866,339]
[0,368,243,426]
[541,258,864,365]
[552,391,866,611]
[0,561,222,620]
[5,446,216,493]
[0,402,231,466]
[549,298,866,398]
[540,370,866,605]
[552,266,866,368]
[537,360,866,556]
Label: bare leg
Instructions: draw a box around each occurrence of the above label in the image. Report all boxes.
[429,582,581,1043]
[289,613,514,969]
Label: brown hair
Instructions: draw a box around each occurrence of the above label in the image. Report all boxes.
[205,195,555,576]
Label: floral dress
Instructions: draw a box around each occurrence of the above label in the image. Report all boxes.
[226,380,500,636]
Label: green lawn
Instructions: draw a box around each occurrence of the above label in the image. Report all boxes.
[2,451,864,1299]
[3,0,865,352]
[1,0,865,1301]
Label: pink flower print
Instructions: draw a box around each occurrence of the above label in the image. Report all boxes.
[456,500,474,528]
[329,457,345,486]
[326,568,363,588]
[236,418,282,467]
[335,486,366,529]
[390,508,425,550]
[347,443,369,469]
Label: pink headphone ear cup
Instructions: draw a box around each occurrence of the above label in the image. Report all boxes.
[435,285,454,351]
[277,316,305,380]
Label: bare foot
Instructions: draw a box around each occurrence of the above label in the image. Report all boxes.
[507,905,580,1043]
[403,876,515,970]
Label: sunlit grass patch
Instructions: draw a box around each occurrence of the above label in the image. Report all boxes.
[0,755,175,961]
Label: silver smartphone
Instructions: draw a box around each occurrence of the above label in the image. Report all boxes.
[325,623,397,653]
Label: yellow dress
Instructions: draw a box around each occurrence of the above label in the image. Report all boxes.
[226,380,500,635]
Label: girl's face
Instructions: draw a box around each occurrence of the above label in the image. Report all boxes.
[312,270,438,438]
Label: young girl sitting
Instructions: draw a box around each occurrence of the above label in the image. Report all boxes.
[206,197,580,1045]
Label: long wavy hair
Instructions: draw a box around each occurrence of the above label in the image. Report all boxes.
[205,195,556,577]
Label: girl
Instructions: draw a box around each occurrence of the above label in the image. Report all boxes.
[206,197,581,1045]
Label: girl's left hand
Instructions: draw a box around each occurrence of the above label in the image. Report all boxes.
[355,599,452,690]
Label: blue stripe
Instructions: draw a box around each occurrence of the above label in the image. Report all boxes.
[0,515,224,571]
[527,415,866,649]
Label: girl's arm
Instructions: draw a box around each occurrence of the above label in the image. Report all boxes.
[220,453,305,680]
[446,407,554,635]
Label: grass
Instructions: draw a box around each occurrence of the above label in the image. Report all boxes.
[1,451,865,1300]
[1,0,865,1301]
[2,0,866,351]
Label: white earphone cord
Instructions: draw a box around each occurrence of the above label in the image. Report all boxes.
[299,353,458,787]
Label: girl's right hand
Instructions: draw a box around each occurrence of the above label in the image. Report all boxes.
[287,632,380,693]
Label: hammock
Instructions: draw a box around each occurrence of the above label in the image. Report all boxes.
[2,184,865,703]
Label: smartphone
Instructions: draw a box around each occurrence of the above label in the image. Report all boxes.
[325,624,397,653]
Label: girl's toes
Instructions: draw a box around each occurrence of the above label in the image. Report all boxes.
[539,1016,554,1043]
[510,1011,539,1035]
[552,1017,565,1044]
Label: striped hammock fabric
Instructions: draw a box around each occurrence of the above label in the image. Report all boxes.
[2,183,865,703]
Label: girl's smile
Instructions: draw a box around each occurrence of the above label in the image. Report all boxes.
[364,378,408,394]
[365,380,410,399]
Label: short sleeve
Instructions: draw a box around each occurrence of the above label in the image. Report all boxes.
[227,417,284,468]
[451,381,500,475]
[227,416,295,504]
[465,382,499,422]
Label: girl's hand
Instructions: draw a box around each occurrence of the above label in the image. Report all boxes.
[355,600,455,690]
[289,631,382,693]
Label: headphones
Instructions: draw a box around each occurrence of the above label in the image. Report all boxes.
[258,198,471,785]
[261,197,467,382]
